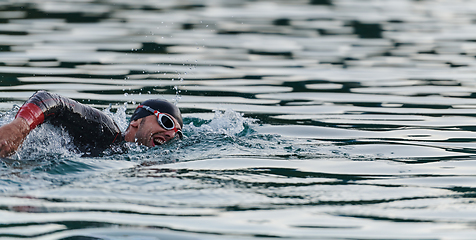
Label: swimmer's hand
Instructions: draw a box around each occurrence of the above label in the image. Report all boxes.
[0,118,30,157]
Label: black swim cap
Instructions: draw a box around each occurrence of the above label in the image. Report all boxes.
[130,99,183,128]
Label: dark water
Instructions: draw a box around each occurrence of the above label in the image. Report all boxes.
[1,0,476,239]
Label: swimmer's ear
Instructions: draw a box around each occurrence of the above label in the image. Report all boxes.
[129,119,140,128]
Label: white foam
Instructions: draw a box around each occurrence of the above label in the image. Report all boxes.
[187,109,256,137]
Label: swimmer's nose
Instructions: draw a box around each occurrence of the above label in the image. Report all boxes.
[163,129,176,141]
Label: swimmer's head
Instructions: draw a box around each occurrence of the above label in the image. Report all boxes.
[130,99,183,128]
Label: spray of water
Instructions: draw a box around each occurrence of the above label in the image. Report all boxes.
[103,103,130,132]
[187,109,257,137]
[0,106,76,161]
[0,105,19,125]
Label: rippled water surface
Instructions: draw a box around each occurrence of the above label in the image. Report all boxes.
[2,0,476,239]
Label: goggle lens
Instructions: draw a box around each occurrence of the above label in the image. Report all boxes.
[158,114,175,130]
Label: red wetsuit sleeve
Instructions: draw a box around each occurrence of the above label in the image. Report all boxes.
[15,102,45,130]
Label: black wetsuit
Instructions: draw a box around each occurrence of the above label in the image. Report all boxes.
[16,91,124,156]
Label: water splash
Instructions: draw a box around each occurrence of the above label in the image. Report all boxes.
[187,109,257,137]
[0,105,19,125]
[172,76,184,104]
[14,124,79,161]
[103,103,129,132]
[0,106,73,161]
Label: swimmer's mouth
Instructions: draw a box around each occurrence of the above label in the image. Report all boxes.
[153,136,165,146]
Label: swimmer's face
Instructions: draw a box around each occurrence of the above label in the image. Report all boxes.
[126,114,182,147]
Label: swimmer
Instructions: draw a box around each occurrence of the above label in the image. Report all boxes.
[0,90,183,157]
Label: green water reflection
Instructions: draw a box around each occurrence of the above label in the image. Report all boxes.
[2,0,476,239]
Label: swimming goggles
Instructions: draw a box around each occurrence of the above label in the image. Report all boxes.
[137,105,183,139]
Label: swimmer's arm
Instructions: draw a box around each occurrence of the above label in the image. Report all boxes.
[0,90,122,156]
[0,92,44,157]
[0,117,30,157]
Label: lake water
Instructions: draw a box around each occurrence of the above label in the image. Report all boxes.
[1,0,476,239]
